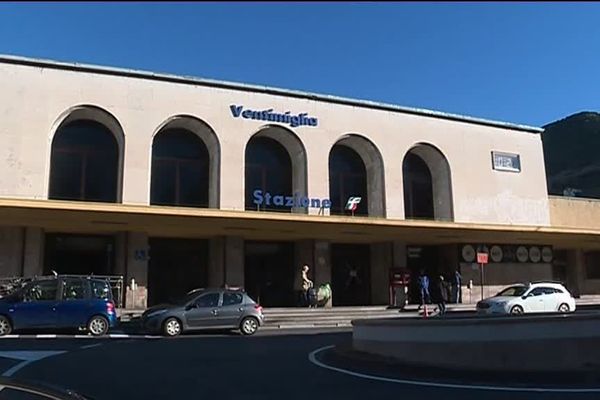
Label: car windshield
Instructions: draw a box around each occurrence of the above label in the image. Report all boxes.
[496,286,528,297]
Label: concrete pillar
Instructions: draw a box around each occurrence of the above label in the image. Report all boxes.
[23,227,44,277]
[125,232,149,309]
[208,236,244,287]
[0,227,24,277]
[566,249,585,298]
[294,240,332,307]
[114,232,126,276]
[370,242,393,305]
[392,241,407,269]
[305,140,330,216]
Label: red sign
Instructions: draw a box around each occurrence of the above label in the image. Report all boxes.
[477,253,489,264]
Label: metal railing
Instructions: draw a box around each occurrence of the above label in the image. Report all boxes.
[0,274,124,308]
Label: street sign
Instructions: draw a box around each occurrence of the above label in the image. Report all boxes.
[477,252,489,264]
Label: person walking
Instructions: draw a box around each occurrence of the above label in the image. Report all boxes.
[451,268,463,304]
[418,270,430,306]
[435,275,447,316]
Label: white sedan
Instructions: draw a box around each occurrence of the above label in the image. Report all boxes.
[476,282,576,315]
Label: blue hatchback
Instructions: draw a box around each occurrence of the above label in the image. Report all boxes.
[0,276,118,336]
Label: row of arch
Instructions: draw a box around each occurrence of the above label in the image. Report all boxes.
[48,105,454,220]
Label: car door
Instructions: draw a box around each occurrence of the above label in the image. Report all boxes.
[10,280,59,329]
[217,292,245,327]
[184,292,221,329]
[541,287,560,312]
[54,278,91,328]
[523,287,546,312]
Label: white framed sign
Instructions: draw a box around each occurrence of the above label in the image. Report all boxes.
[492,151,521,173]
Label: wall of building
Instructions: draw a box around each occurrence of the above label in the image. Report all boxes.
[0,60,550,226]
[549,196,600,229]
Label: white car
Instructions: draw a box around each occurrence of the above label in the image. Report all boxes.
[476,282,576,315]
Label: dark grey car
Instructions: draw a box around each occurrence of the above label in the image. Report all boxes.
[140,288,265,337]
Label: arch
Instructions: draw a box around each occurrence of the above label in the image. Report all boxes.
[244,125,308,213]
[328,134,386,217]
[402,142,453,221]
[150,115,220,208]
[48,105,125,202]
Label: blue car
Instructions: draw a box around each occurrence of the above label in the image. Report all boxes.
[0,276,118,336]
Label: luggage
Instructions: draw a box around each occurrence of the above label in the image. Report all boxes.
[307,287,318,307]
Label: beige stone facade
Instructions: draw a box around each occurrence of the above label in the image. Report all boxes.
[0,54,596,309]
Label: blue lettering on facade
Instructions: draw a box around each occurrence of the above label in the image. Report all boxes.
[230,105,318,128]
[252,190,330,209]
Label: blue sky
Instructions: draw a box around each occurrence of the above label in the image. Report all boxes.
[1,2,599,127]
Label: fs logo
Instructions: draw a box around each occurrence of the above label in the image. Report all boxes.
[345,197,362,212]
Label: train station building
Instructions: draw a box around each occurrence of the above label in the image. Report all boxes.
[0,54,599,309]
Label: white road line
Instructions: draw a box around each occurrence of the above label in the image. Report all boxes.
[0,351,66,377]
[35,335,56,339]
[80,343,103,350]
[108,334,130,338]
[308,345,600,393]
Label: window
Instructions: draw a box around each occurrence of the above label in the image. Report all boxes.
[49,120,119,203]
[222,293,243,306]
[584,252,600,279]
[497,286,527,296]
[195,293,220,308]
[529,287,546,297]
[91,280,111,300]
[62,278,86,300]
[24,280,58,302]
[539,287,557,295]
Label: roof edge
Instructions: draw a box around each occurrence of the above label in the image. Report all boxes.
[0,54,543,134]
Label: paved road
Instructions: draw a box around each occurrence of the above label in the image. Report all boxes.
[0,328,597,400]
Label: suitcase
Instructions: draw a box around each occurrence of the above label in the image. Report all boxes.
[307,287,318,307]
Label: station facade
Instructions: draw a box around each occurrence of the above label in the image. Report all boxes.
[0,55,598,309]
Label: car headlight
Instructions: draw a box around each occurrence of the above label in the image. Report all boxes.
[495,301,507,307]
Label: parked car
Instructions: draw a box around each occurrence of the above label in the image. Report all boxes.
[476,281,576,315]
[141,288,265,337]
[0,275,118,336]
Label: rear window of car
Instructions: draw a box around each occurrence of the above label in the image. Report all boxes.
[223,292,243,306]
[90,280,112,300]
[62,278,87,300]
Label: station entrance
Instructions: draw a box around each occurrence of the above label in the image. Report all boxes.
[331,244,371,306]
[244,241,294,307]
[147,238,208,306]
[44,233,115,276]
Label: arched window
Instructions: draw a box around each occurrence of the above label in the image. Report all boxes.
[49,120,119,202]
[403,144,453,221]
[329,145,368,216]
[151,129,209,207]
[245,136,292,212]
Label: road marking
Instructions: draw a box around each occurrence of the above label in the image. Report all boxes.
[308,345,600,393]
[0,351,66,377]
[0,334,161,340]
[80,343,103,350]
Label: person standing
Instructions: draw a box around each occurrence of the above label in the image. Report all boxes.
[301,265,314,307]
[451,268,462,304]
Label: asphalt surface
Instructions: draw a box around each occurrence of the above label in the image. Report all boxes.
[0,327,597,400]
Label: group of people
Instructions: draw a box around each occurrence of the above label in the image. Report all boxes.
[418,269,462,315]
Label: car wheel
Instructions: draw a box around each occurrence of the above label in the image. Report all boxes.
[510,305,524,315]
[240,317,259,336]
[0,316,12,336]
[163,318,182,337]
[87,315,109,336]
[558,303,570,313]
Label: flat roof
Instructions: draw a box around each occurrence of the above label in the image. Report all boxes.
[0,54,543,134]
